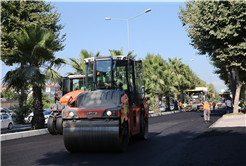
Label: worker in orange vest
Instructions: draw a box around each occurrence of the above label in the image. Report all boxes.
[178,101,182,110]
[212,101,216,111]
[203,100,211,123]
[55,91,59,103]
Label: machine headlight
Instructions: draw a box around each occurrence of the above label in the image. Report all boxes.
[69,112,74,117]
[62,107,79,119]
[106,111,112,116]
[102,106,120,117]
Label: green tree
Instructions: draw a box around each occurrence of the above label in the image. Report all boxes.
[179,1,246,113]
[67,50,100,75]
[168,57,192,103]
[27,93,54,110]
[143,53,177,112]
[2,25,66,129]
[109,47,137,59]
[1,0,66,56]
[1,1,66,126]
[1,88,18,100]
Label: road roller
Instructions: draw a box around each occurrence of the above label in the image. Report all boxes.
[62,55,149,152]
[48,75,85,135]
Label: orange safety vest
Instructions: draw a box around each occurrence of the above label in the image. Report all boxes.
[179,102,182,106]
[212,102,216,106]
[203,102,210,111]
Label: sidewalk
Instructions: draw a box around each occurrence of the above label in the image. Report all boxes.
[210,114,246,128]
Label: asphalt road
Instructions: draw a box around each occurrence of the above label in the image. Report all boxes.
[1,109,246,166]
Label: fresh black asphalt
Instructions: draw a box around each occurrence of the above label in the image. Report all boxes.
[1,109,246,166]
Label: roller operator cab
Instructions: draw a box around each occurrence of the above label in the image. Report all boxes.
[62,56,149,152]
[48,75,85,135]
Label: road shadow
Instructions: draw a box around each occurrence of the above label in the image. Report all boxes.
[35,126,246,166]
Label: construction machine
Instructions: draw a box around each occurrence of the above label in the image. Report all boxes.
[62,55,149,152]
[217,92,230,109]
[48,75,85,135]
[185,88,208,111]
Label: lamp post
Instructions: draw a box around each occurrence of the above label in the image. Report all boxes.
[105,8,151,52]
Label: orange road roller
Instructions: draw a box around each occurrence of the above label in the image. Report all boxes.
[62,56,149,152]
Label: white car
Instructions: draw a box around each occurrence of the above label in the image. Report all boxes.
[170,104,174,111]
[1,107,15,116]
[159,105,166,112]
[25,110,52,124]
[1,113,14,130]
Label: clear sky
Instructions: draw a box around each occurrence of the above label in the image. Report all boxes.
[1,0,228,92]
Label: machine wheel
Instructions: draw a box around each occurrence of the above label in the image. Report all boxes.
[140,113,148,140]
[8,123,13,130]
[47,116,57,135]
[56,117,63,135]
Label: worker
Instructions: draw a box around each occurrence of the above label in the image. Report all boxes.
[225,97,232,114]
[203,100,211,123]
[54,91,59,103]
[212,101,216,112]
[178,101,182,110]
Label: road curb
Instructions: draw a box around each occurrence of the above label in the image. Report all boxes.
[222,114,246,118]
[1,128,48,141]
[149,110,183,117]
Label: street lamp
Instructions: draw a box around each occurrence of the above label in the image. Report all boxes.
[184,59,194,63]
[105,8,151,52]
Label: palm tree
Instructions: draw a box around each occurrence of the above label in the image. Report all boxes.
[109,47,137,59]
[67,50,100,75]
[143,53,177,112]
[2,25,66,129]
[168,57,192,103]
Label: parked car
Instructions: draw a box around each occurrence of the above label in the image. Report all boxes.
[0,113,14,130]
[25,109,52,124]
[170,104,174,111]
[0,107,15,116]
[159,105,166,112]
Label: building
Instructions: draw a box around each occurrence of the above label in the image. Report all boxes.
[43,84,60,100]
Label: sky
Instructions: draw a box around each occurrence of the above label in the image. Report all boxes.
[1,0,229,92]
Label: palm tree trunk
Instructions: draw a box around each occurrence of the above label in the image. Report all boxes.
[166,96,170,111]
[174,92,178,110]
[17,87,28,124]
[155,93,160,112]
[31,86,44,129]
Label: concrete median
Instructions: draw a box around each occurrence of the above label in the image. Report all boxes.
[1,128,48,141]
